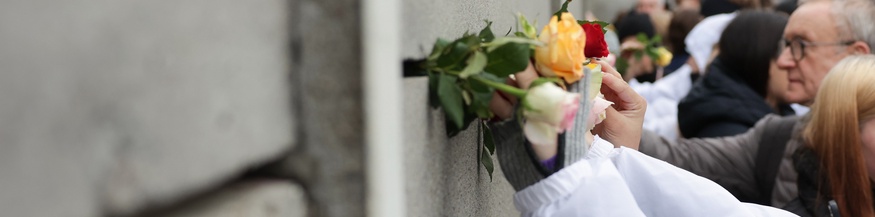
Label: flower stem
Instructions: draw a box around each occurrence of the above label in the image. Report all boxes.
[470,75,527,98]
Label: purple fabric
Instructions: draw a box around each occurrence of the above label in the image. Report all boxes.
[541,155,558,171]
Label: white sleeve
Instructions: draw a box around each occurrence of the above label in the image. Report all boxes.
[513,136,798,217]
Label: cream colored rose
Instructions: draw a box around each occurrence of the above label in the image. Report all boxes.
[523,83,581,147]
[534,12,587,84]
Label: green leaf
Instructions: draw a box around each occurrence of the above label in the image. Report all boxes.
[427,38,451,61]
[484,42,531,77]
[428,72,440,108]
[438,74,464,128]
[615,58,629,76]
[645,47,659,59]
[483,37,543,53]
[436,43,468,69]
[446,112,476,137]
[651,35,662,44]
[481,144,495,181]
[633,50,644,60]
[518,14,538,39]
[529,77,563,89]
[436,35,479,69]
[482,121,495,155]
[458,51,487,79]
[552,0,571,20]
[468,74,499,119]
[479,21,495,42]
[636,33,648,44]
[463,34,481,50]
[461,89,472,106]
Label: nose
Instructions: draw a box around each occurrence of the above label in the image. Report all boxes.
[776,46,796,70]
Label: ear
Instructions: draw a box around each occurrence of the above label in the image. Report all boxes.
[849,41,871,55]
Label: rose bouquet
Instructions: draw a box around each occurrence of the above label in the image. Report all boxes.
[418,0,613,178]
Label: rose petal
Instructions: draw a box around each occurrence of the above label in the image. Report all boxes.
[524,120,558,147]
[558,93,581,131]
[587,96,614,130]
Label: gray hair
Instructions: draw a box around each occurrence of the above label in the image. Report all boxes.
[796,0,875,54]
[832,0,875,54]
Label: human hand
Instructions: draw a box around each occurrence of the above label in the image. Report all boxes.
[620,41,654,81]
[591,60,646,149]
[489,62,539,120]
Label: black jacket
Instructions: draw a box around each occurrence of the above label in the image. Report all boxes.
[678,60,793,138]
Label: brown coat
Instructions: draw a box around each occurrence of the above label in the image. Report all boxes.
[639,114,806,207]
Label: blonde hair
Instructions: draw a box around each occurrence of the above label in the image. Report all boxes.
[803,54,875,217]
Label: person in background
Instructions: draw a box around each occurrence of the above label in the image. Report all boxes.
[665,10,702,73]
[775,0,798,15]
[676,0,702,11]
[630,9,701,140]
[786,55,875,216]
[615,0,875,209]
[614,12,659,83]
[677,11,795,138]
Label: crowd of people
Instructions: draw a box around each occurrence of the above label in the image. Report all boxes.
[487,0,875,216]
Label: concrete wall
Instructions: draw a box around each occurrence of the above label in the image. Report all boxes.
[401,0,551,216]
[0,0,300,216]
[403,77,519,216]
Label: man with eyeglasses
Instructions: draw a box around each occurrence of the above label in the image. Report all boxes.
[590,0,875,213]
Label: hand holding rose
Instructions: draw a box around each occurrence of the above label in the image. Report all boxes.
[592,60,646,149]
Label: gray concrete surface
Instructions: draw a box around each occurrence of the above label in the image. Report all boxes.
[274,0,367,216]
[403,77,519,217]
[402,0,552,59]
[161,180,306,217]
[0,1,292,216]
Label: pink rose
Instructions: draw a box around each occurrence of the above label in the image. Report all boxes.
[522,83,582,147]
[586,96,614,130]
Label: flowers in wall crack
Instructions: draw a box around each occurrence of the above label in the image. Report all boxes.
[418,0,614,179]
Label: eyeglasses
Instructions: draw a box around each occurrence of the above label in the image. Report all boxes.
[779,39,856,61]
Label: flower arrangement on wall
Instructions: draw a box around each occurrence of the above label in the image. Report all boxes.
[413,0,670,178]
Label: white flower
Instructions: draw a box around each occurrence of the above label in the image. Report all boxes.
[523,83,581,146]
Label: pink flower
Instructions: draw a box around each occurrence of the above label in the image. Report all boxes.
[522,83,581,147]
[586,96,614,130]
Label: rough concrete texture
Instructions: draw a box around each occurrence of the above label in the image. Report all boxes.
[403,77,519,216]
[0,1,292,216]
[586,0,636,23]
[402,0,552,59]
[159,180,306,217]
[276,0,367,216]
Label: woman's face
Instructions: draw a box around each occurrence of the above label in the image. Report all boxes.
[861,118,875,181]
[767,61,789,104]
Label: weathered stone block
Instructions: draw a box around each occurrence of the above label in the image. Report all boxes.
[273,0,367,216]
[403,77,519,216]
[0,1,292,216]
[159,180,306,217]
[402,0,552,59]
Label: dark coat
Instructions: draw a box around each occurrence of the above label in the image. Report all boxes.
[677,60,793,138]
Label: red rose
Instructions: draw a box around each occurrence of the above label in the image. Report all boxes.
[581,23,609,58]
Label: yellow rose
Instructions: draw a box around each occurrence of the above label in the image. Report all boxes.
[534,12,587,83]
[655,47,673,67]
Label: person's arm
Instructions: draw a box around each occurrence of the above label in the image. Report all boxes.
[695,122,752,138]
[638,115,786,200]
